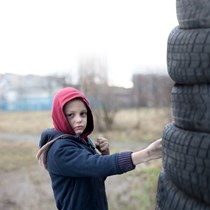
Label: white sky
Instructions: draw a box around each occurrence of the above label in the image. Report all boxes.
[0,0,178,87]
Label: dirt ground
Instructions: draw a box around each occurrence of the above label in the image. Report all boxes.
[0,165,56,210]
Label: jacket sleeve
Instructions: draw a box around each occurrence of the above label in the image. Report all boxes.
[47,139,135,177]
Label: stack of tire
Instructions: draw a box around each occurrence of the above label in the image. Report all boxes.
[155,0,210,209]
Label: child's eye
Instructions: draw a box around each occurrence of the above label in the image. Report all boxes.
[81,111,87,117]
[65,113,73,118]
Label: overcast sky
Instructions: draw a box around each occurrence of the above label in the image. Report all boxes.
[0,0,178,87]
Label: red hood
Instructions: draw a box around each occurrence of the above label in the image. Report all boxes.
[52,87,94,138]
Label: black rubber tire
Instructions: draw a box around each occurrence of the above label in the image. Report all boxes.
[162,123,210,205]
[156,170,210,210]
[176,0,210,29]
[171,84,210,133]
[167,26,210,84]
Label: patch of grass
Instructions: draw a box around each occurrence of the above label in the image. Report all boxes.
[0,111,52,134]
[136,162,162,208]
[106,160,162,210]
[0,107,171,142]
[91,107,171,143]
[0,140,38,172]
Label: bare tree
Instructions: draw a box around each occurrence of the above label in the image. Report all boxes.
[132,73,174,107]
[78,56,118,131]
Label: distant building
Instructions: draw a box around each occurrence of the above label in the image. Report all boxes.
[0,73,66,111]
[0,72,173,111]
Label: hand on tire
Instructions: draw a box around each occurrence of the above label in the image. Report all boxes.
[145,138,163,161]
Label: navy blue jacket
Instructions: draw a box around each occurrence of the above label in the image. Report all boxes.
[39,128,135,210]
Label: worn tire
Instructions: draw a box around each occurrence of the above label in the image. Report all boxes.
[156,170,210,210]
[167,26,210,84]
[176,0,210,29]
[162,123,210,205]
[171,84,210,133]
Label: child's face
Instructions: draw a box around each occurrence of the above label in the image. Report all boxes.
[64,99,88,135]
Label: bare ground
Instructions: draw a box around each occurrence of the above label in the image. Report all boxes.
[0,165,56,210]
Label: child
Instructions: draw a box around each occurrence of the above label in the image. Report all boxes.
[37,87,162,210]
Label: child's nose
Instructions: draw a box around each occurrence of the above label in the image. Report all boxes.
[75,115,82,122]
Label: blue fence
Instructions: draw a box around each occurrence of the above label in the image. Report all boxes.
[0,97,53,111]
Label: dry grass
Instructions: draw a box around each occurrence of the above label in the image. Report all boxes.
[0,111,52,134]
[106,160,162,210]
[0,140,37,172]
[92,107,171,144]
[0,107,171,140]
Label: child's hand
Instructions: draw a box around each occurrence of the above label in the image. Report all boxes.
[95,136,110,155]
[131,138,162,165]
[145,138,162,160]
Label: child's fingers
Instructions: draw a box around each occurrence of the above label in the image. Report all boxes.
[99,142,109,151]
[95,137,110,155]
